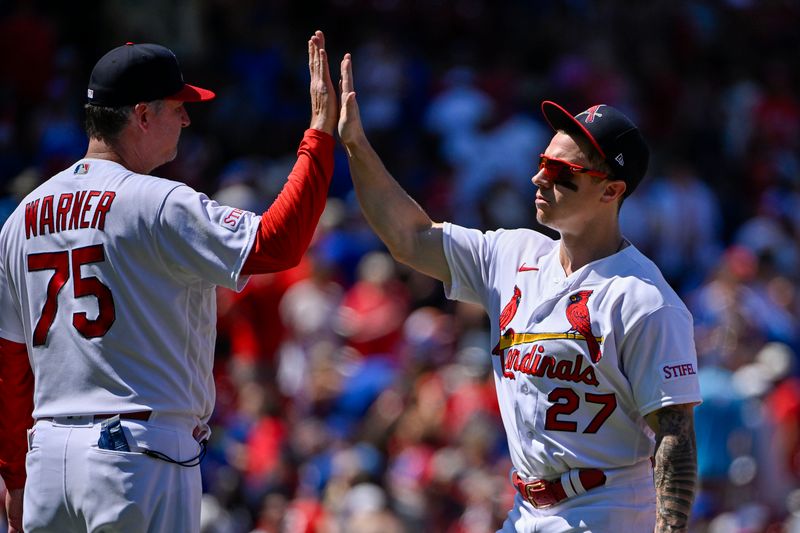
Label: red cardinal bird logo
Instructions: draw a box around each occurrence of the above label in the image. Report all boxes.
[565,290,602,363]
[499,286,522,332]
[493,285,522,360]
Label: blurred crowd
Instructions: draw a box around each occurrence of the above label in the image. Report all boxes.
[1,0,800,532]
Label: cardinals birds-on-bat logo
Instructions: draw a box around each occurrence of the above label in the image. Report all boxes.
[566,290,602,363]
[492,287,603,367]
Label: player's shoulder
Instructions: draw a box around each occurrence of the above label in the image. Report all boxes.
[23,160,185,201]
[495,227,559,262]
[445,223,558,263]
[491,227,556,246]
[5,161,190,234]
[121,170,186,201]
[598,244,688,313]
[93,164,192,212]
[470,225,558,253]
[2,168,75,233]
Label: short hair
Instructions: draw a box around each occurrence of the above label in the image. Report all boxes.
[83,100,164,144]
[83,104,134,144]
[560,129,613,177]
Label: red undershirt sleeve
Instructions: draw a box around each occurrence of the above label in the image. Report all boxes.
[241,129,335,275]
[0,337,33,490]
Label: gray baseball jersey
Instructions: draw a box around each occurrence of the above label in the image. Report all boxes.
[0,159,259,424]
[442,223,702,479]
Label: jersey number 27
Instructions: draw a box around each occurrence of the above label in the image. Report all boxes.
[545,387,618,433]
[27,244,116,346]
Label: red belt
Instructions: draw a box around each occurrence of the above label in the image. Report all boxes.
[39,411,152,423]
[512,469,606,509]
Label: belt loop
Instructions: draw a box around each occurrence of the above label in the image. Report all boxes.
[569,469,587,495]
[560,471,578,498]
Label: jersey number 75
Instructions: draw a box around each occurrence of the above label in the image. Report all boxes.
[27,244,116,346]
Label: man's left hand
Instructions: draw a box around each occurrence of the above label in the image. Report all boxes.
[308,30,337,135]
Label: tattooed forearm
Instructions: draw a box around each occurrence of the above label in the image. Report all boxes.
[651,404,697,533]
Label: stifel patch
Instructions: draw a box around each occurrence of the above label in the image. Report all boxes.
[220,207,245,231]
[660,361,696,382]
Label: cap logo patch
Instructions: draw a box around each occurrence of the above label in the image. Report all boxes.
[578,104,605,123]
[87,88,94,99]
[615,153,625,166]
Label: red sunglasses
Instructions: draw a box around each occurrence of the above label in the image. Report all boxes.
[538,154,609,182]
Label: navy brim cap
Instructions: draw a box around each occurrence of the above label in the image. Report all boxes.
[541,100,649,196]
[87,42,215,107]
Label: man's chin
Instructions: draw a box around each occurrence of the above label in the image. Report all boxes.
[158,150,179,167]
[535,210,551,227]
[150,150,178,172]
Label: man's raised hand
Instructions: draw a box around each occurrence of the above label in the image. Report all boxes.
[308,30,337,135]
[338,53,366,153]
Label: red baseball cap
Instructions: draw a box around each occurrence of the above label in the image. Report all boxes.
[87,42,215,107]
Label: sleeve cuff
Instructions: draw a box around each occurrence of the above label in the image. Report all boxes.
[304,128,335,147]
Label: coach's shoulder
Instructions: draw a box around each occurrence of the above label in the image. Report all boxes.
[118,172,186,203]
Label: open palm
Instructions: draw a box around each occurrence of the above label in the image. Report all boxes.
[338,53,365,148]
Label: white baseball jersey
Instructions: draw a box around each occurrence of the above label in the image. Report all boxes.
[0,158,259,424]
[442,223,702,479]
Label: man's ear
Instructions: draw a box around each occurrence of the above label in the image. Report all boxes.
[132,102,151,131]
[601,180,626,203]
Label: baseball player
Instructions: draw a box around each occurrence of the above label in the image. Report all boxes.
[337,54,701,532]
[0,31,337,532]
